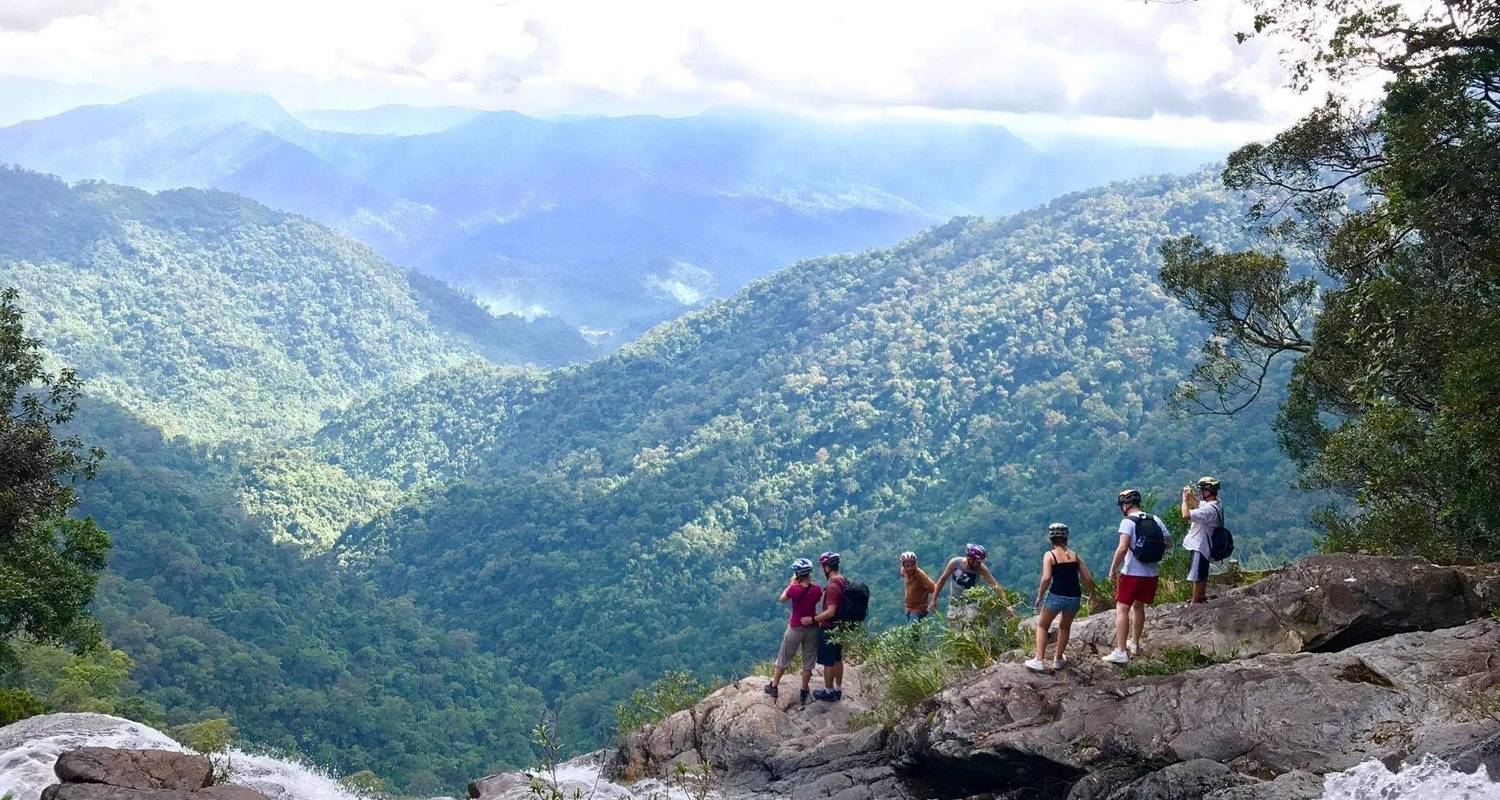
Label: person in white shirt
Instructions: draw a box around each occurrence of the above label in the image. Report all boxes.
[1181,476,1222,605]
[1102,488,1172,665]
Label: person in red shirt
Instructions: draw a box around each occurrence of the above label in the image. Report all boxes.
[766,558,822,705]
[806,551,848,702]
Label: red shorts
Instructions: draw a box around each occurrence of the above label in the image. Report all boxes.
[1115,574,1159,605]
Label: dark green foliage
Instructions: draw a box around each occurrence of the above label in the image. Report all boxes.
[1121,646,1222,678]
[613,671,717,738]
[0,288,109,666]
[1161,0,1500,561]
[0,687,42,725]
[0,166,589,444]
[319,172,1323,751]
[70,413,546,793]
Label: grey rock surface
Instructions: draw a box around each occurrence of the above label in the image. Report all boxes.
[1058,554,1499,659]
[53,748,212,791]
[892,621,1500,798]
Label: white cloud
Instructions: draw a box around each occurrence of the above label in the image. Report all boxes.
[0,0,117,32]
[0,0,1316,142]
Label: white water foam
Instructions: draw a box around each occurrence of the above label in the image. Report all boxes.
[0,713,369,800]
[1322,755,1500,800]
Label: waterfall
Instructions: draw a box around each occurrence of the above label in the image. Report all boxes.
[0,713,368,800]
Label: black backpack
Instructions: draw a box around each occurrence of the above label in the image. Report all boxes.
[837,580,870,623]
[1209,504,1235,561]
[1128,514,1167,564]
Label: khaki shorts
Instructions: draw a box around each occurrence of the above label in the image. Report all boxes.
[776,625,819,672]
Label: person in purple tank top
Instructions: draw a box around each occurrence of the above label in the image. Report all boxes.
[766,557,822,705]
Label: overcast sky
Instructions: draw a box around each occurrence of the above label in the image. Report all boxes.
[0,0,1317,146]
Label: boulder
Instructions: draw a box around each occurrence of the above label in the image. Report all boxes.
[1104,759,1254,799]
[605,666,902,799]
[53,749,212,791]
[1059,554,1497,659]
[891,620,1500,799]
[1201,771,1322,800]
[38,747,267,800]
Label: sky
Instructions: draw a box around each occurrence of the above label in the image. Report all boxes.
[0,0,1319,147]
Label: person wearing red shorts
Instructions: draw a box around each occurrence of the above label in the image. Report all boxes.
[1102,488,1172,665]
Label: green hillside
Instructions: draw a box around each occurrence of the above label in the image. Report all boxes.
[320,170,1322,747]
[66,402,545,794]
[0,166,590,444]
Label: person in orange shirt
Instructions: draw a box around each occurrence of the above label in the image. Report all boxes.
[900,551,936,623]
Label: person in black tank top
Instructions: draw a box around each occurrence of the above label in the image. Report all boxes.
[1026,523,1102,672]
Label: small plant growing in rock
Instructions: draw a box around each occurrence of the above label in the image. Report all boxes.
[667,756,718,800]
[1122,646,1222,678]
[613,670,717,738]
[169,717,236,785]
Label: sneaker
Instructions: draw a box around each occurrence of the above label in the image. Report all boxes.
[1024,657,1048,672]
[812,688,832,701]
[1052,656,1068,670]
[829,689,843,702]
[799,688,810,706]
[1127,641,1142,656]
[764,683,779,698]
[1101,649,1129,665]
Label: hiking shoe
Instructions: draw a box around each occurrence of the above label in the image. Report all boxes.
[799,688,810,706]
[1023,657,1048,672]
[1052,656,1068,670]
[812,688,832,701]
[1101,649,1129,665]
[1127,641,1142,656]
[764,683,779,699]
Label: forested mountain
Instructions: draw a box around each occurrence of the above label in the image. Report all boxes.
[0,167,588,443]
[66,403,545,795]
[0,90,1221,338]
[310,170,1320,748]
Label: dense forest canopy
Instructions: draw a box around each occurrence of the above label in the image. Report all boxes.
[0,167,589,445]
[1161,0,1500,560]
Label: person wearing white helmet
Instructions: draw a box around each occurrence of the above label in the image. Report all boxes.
[1025,523,1101,672]
[928,543,1012,623]
[899,552,936,623]
[1181,476,1223,604]
[766,557,822,705]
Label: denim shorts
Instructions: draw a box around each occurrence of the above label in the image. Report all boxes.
[906,610,929,623]
[1042,592,1081,613]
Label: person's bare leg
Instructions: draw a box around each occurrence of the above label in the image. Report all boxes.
[800,670,812,692]
[1034,608,1058,661]
[1131,602,1146,650]
[1056,610,1077,661]
[1114,602,1131,652]
[1191,580,1207,604]
[771,665,785,688]
[830,661,844,690]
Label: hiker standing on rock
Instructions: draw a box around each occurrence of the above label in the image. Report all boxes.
[767,557,822,705]
[1025,523,1101,672]
[807,551,851,702]
[1181,476,1223,604]
[928,543,1012,624]
[900,551,936,623]
[1103,489,1171,665]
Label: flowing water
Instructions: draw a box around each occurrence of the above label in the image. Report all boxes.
[0,713,1493,799]
[0,713,366,800]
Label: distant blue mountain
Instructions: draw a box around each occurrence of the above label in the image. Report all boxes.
[293,104,485,135]
[0,89,1223,338]
[0,74,129,126]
